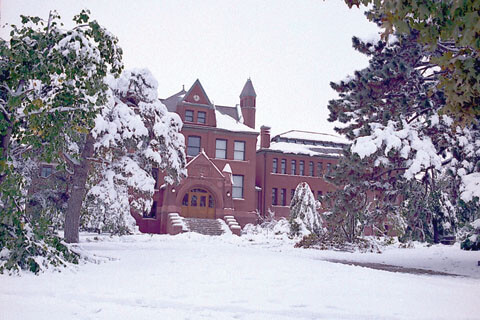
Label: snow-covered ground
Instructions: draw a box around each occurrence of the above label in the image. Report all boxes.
[1,232,479,320]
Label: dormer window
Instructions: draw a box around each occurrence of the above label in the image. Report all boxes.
[197,111,206,124]
[185,110,194,122]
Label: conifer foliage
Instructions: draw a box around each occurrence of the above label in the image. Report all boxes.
[82,69,187,234]
[327,11,480,243]
[289,182,323,236]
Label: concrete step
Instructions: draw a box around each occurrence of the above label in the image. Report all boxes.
[184,218,225,236]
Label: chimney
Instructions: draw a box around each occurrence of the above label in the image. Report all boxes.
[260,125,271,149]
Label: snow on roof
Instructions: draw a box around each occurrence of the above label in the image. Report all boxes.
[268,141,344,157]
[222,163,232,173]
[275,130,349,144]
[215,110,257,133]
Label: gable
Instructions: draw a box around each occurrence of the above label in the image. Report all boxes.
[183,79,212,106]
[186,151,224,179]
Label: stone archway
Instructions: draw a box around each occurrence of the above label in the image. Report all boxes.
[180,187,216,219]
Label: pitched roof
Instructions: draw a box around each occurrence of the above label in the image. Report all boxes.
[265,130,349,157]
[240,78,257,98]
[216,105,240,121]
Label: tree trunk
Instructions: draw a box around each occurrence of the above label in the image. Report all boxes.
[64,134,94,243]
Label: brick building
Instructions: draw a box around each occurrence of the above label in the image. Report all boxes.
[133,79,347,234]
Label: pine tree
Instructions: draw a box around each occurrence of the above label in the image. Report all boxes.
[289,182,323,236]
[327,16,480,243]
[81,69,187,234]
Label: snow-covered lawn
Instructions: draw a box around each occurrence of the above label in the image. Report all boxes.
[1,232,479,320]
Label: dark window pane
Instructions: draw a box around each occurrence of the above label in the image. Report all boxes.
[299,161,305,176]
[272,158,278,173]
[185,110,194,122]
[281,159,286,174]
[317,162,323,176]
[291,160,296,175]
[187,136,201,156]
[234,141,245,160]
[309,161,314,176]
[208,195,214,208]
[281,188,286,206]
[272,188,278,205]
[215,139,227,159]
[182,194,189,206]
[191,195,197,207]
[197,111,206,124]
[232,175,244,198]
[200,196,206,207]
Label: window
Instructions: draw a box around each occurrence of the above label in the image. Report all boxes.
[272,188,278,205]
[281,188,286,206]
[187,136,201,156]
[327,163,332,172]
[291,160,296,175]
[197,111,206,124]
[272,158,278,173]
[40,166,52,178]
[234,141,245,160]
[299,161,305,176]
[152,167,159,189]
[232,175,244,199]
[191,195,198,206]
[185,110,194,122]
[317,162,323,176]
[281,159,286,174]
[309,161,314,176]
[182,194,189,206]
[215,139,227,159]
[291,189,296,201]
[145,200,157,218]
[317,191,323,201]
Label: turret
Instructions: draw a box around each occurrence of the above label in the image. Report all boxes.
[240,78,256,129]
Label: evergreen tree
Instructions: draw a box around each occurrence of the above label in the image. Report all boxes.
[327,14,479,243]
[289,182,323,236]
[81,69,187,234]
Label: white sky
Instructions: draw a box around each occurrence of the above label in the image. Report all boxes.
[1,0,380,136]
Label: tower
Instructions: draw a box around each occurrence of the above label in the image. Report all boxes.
[240,78,256,129]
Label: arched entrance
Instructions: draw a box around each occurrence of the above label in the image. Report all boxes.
[181,188,215,219]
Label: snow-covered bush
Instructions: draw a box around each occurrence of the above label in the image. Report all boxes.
[460,219,480,251]
[289,182,324,236]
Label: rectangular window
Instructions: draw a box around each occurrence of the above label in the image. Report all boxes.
[317,162,323,176]
[317,190,323,201]
[185,110,194,122]
[291,189,295,201]
[215,139,227,159]
[234,141,245,160]
[309,161,314,176]
[291,160,296,175]
[272,158,278,173]
[272,188,278,206]
[197,111,206,124]
[152,167,159,189]
[299,160,305,176]
[40,166,52,178]
[187,136,201,156]
[281,159,286,174]
[327,163,332,172]
[281,188,286,206]
[232,175,244,199]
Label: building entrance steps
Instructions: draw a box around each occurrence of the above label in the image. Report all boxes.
[184,218,226,236]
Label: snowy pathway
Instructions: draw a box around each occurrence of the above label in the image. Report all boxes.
[0,233,479,320]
